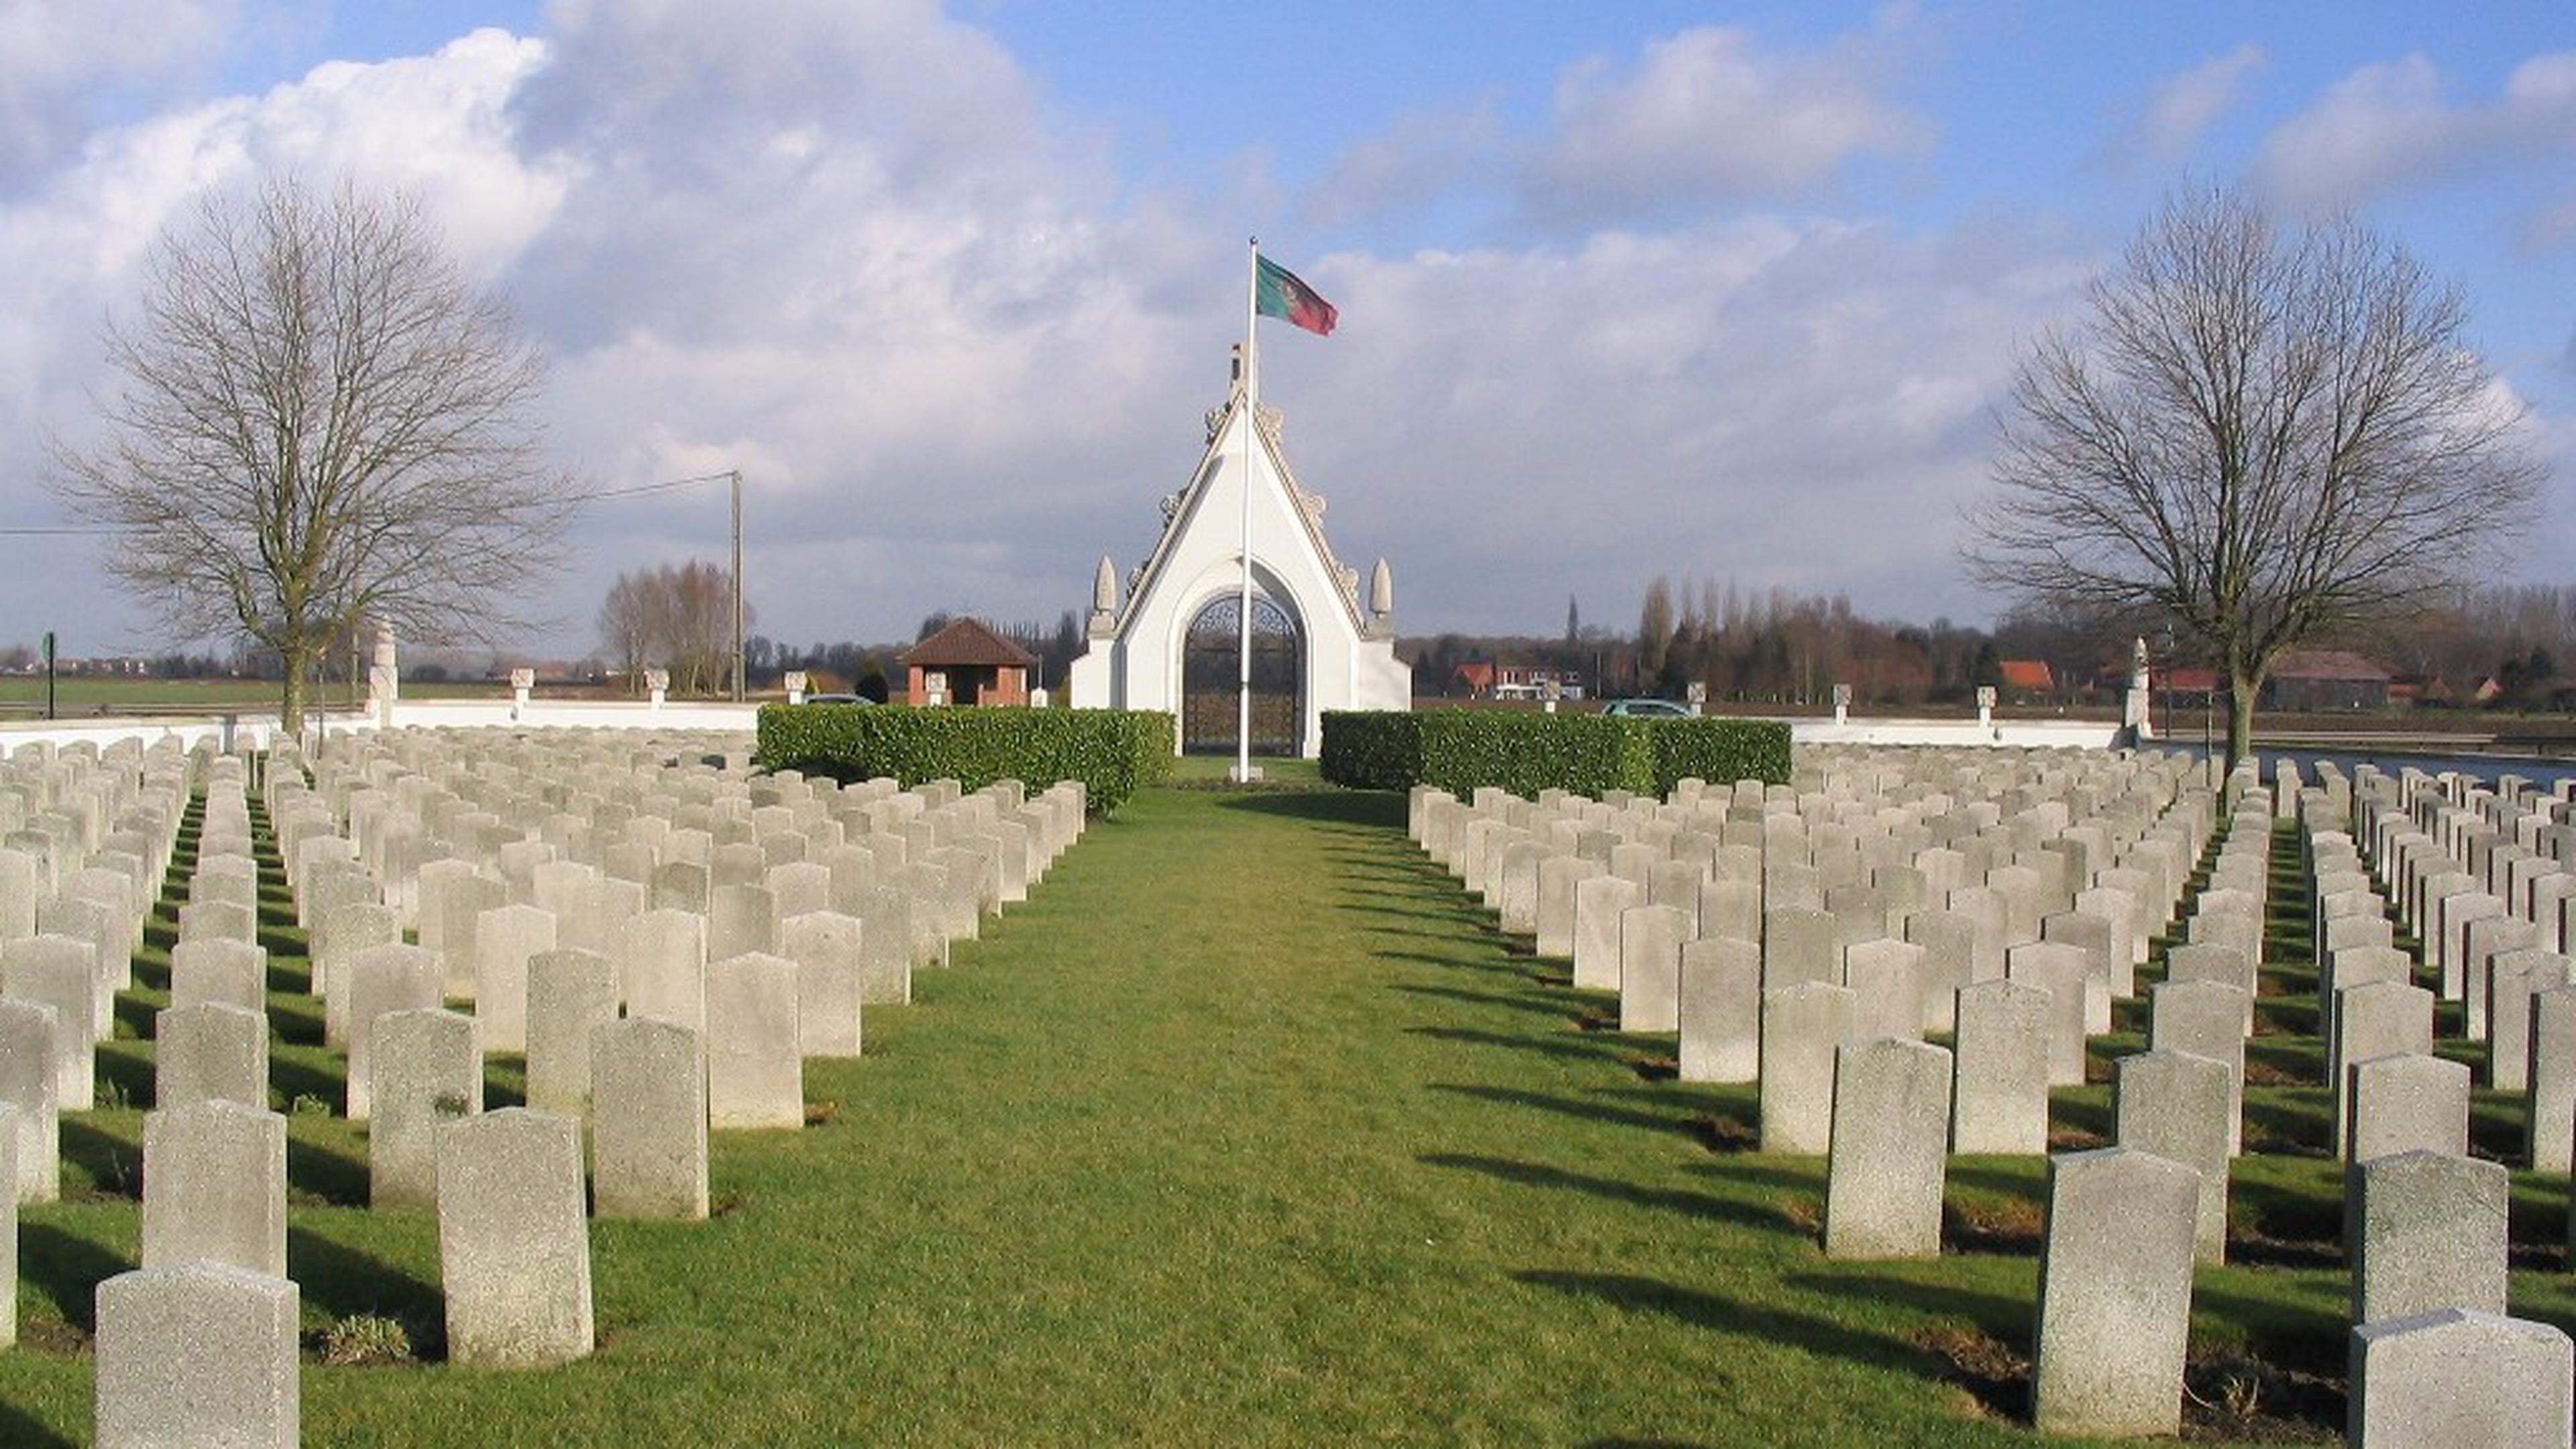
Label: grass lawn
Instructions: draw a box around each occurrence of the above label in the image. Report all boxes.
[0,678,513,718]
[0,781,2563,1444]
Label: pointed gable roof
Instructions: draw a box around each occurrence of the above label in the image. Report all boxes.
[900,616,1037,669]
[1112,387,1368,637]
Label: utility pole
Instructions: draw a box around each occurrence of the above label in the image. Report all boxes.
[729,468,745,702]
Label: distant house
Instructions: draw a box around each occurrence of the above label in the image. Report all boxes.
[2260,650,2391,711]
[1996,659,2055,700]
[2155,666,2219,708]
[1453,661,1585,701]
[1492,665,1585,701]
[900,618,1038,706]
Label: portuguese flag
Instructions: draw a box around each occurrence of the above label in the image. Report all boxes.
[1256,255,1338,336]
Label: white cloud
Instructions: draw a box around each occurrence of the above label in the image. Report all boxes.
[0,0,236,183]
[1525,23,1926,223]
[2255,48,2576,208]
[2107,42,2264,170]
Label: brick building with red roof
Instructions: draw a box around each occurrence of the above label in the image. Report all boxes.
[900,618,1038,706]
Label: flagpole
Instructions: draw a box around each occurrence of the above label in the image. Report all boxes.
[1236,235,1258,784]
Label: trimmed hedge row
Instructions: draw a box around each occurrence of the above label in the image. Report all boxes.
[1320,710,1791,798]
[755,704,1174,814]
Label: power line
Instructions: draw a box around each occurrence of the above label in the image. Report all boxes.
[0,469,740,535]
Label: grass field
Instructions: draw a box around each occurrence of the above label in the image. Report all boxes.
[0,678,512,718]
[0,776,2564,1444]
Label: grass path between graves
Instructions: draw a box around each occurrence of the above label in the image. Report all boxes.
[3,784,2573,1444]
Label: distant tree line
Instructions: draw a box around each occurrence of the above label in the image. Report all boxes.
[1403,574,2576,716]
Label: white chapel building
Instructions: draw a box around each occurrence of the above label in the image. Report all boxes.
[1068,351,1411,757]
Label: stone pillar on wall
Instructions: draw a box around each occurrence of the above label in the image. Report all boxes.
[366,626,399,729]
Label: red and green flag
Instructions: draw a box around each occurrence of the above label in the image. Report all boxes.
[1256,255,1338,336]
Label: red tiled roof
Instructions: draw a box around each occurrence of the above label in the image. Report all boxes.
[2272,650,2391,683]
[1998,659,2054,691]
[900,617,1038,668]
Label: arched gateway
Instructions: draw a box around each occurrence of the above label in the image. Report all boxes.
[1067,353,1411,757]
[1181,592,1303,756]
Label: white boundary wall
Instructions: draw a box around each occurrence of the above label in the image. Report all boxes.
[1790,718,2125,749]
[0,700,2116,759]
[0,698,759,755]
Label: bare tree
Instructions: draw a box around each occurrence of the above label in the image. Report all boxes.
[597,569,655,693]
[594,560,745,696]
[1965,186,2540,767]
[50,176,573,731]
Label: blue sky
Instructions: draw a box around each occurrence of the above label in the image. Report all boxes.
[2,1,2572,657]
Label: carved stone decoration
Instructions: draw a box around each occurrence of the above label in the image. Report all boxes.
[1089,555,1121,637]
[1255,404,1283,449]
[1205,407,1226,444]
[1369,558,1393,619]
[1159,493,1181,528]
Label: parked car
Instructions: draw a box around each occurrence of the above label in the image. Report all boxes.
[802,693,871,706]
[1601,698,1692,718]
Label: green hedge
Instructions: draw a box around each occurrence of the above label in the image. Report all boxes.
[1320,710,1790,798]
[755,704,1174,814]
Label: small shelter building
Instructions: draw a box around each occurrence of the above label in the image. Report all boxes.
[901,619,1037,706]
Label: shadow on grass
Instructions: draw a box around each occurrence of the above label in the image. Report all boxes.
[1218,789,1404,828]
[288,1224,444,1355]
[1430,1081,1696,1136]
[1422,1152,1788,1232]
[288,1134,370,1206]
[1392,982,1574,1020]
[270,1051,344,1108]
[0,1401,73,1448]
[1515,1269,1913,1370]
[20,1221,125,1332]
[1404,1023,1627,1066]
[269,1001,326,1049]
[95,1047,156,1113]
[61,1117,140,1199]
[1784,1269,2028,1332]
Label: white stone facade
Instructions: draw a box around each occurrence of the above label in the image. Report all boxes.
[1069,377,1410,757]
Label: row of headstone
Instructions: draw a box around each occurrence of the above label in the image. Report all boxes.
[65,730,1104,1441]
[1420,749,2575,1442]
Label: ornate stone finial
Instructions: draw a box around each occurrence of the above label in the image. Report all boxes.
[1370,558,1393,619]
[1089,554,1120,637]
